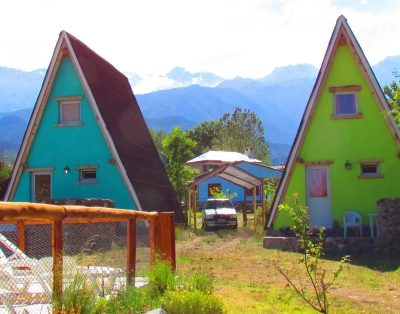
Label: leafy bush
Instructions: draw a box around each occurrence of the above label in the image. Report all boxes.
[162,290,225,314]
[178,269,214,294]
[146,261,176,298]
[54,275,98,314]
[104,285,153,313]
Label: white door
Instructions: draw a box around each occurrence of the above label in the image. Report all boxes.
[31,172,52,202]
[306,166,332,228]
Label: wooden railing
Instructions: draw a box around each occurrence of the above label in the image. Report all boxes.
[0,202,176,302]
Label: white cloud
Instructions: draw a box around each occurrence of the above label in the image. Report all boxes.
[1,0,399,87]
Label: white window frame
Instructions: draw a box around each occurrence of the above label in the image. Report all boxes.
[358,160,383,179]
[30,171,52,202]
[56,96,83,126]
[77,166,99,184]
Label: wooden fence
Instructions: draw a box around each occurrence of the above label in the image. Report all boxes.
[0,202,175,304]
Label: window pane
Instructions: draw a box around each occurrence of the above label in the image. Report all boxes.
[34,174,51,202]
[361,164,378,175]
[81,170,96,180]
[335,94,357,115]
[308,168,328,198]
[61,103,80,123]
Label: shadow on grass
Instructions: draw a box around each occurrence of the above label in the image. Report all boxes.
[323,251,400,272]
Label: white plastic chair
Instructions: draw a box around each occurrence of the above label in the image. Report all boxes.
[343,211,362,238]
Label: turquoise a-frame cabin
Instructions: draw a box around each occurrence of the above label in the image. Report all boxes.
[4,31,183,222]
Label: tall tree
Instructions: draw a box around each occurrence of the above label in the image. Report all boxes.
[212,108,271,163]
[149,128,167,154]
[162,127,198,202]
[186,120,220,156]
[383,71,400,127]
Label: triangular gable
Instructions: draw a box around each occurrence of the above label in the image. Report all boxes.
[5,31,182,220]
[266,15,400,229]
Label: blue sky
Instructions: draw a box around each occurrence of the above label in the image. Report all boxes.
[1,0,399,91]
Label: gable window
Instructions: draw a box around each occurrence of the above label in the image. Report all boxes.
[56,96,83,126]
[358,160,383,179]
[77,166,98,184]
[335,93,357,115]
[329,85,362,119]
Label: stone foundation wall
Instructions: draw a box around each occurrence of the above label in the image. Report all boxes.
[45,198,115,207]
[377,198,400,240]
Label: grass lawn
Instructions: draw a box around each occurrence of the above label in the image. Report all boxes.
[175,227,400,313]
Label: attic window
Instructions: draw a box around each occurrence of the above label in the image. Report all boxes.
[56,96,83,126]
[329,86,363,119]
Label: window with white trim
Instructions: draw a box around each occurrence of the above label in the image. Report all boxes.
[56,96,83,126]
[359,161,383,179]
[78,167,98,184]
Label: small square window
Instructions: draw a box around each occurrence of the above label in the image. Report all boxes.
[334,93,357,115]
[60,102,80,125]
[79,168,98,184]
[360,164,378,176]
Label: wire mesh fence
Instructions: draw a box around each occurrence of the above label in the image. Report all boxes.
[0,203,175,313]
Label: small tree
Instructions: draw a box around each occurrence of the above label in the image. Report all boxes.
[276,197,349,313]
[383,71,400,127]
[162,127,198,202]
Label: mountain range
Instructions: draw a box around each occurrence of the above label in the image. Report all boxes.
[0,55,399,164]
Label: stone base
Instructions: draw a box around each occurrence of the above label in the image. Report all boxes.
[264,236,400,255]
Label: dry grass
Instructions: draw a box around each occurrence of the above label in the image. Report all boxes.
[176,227,400,313]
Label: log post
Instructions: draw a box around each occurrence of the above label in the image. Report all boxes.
[243,189,247,226]
[17,221,25,252]
[52,219,63,304]
[155,212,176,270]
[261,179,266,227]
[149,217,156,267]
[193,191,197,230]
[127,217,137,286]
[188,188,192,228]
[253,186,257,229]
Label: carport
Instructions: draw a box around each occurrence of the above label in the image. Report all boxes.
[187,163,266,229]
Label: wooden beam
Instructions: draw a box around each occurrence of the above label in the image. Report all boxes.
[127,217,137,286]
[188,188,192,228]
[261,180,266,228]
[52,220,63,304]
[17,221,26,252]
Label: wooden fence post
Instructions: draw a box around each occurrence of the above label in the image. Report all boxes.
[52,219,63,304]
[155,212,176,270]
[17,221,25,252]
[149,217,156,267]
[127,217,137,286]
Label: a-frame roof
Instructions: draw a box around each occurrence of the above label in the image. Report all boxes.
[5,31,183,221]
[266,15,400,229]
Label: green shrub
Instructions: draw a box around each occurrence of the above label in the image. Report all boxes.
[179,270,214,294]
[146,261,176,298]
[162,290,226,314]
[104,285,153,313]
[54,275,98,314]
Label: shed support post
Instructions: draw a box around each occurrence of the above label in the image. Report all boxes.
[127,217,137,286]
[193,191,197,230]
[188,188,192,228]
[261,179,266,227]
[253,186,257,230]
[243,189,247,226]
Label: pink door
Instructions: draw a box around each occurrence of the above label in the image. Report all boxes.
[306,166,332,228]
